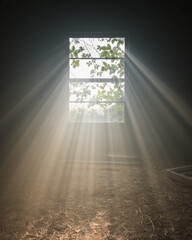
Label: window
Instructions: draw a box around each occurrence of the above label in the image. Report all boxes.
[69,37,125,123]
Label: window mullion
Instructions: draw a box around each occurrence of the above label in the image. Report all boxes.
[69,78,125,83]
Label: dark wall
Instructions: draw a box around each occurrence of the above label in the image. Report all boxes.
[0,0,191,165]
[1,0,191,101]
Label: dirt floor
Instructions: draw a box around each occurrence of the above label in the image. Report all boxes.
[0,160,192,240]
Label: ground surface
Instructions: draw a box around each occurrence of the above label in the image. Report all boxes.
[0,160,192,240]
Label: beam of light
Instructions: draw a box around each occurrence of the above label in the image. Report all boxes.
[1,39,190,189]
[125,47,192,190]
[122,49,192,234]
[0,41,77,199]
[0,36,191,239]
[0,37,115,211]
[126,49,192,129]
[0,56,69,174]
[124,55,168,163]
[124,48,192,164]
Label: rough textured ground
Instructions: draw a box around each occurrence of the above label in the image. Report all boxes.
[0,160,192,240]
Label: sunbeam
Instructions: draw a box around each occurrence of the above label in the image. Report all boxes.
[124,48,192,164]
[0,20,192,239]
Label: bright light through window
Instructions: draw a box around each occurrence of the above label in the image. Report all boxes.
[69,37,125,123]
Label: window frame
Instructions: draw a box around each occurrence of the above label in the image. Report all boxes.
[67,32,127,124]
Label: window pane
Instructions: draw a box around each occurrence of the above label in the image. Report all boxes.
[69,102,124,123]
[69,38,125,58]
[70,59,124,78]
[69,82,124,101]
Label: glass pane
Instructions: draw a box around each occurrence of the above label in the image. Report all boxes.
[69,82,124,101]
[69,38,125,58]
[69,102,124,123]
[70,59,124,78]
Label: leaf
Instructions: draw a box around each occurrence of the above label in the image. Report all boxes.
[101,67,107,71]
[71,45,75,51]
[107,44,111,50]
[101,46,108,50]
[100,51,108,57]
[74,50,78,57]
[71,59,80,68]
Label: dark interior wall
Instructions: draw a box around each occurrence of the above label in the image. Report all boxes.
[0,0,191,165]
[1,0,191,98]
[1,0,191,105]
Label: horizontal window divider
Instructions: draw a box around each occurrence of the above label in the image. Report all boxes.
[69,101,125,103]
[69,78,125,82]
[69,57,124,60]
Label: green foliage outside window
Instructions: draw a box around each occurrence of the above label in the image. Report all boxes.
[69,38,125,122]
